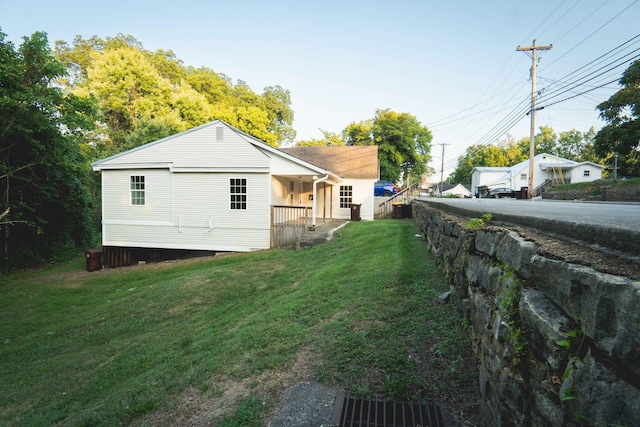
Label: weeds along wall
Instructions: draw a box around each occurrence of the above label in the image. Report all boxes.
[411,200,640,427]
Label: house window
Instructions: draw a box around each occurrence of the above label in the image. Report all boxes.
[130,175,145,205]
[520,173,527,180]
[584,170,590,177]
[340,185,353,208]
[230,178,247,210]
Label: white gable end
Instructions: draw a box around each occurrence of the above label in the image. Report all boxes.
[93,122,269,171]
[262,148,326,176]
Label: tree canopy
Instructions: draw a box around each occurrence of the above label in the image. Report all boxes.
[296,110,432,184]
[1,30,97,270]
[594,59,640,177]
[54,34,296,159]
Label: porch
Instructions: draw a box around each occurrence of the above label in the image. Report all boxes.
[271,204,348,249]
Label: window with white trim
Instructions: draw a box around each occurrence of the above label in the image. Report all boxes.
[230,178,247,210]
[520,173,527,180]
[583,170,590,177]
[340,185,352,208]
[130,175,145,205]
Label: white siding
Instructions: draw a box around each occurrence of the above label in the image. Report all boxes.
[102,169,173,224]
[570,165,602,183]
[265,149,324,175]
[472,169,509,196]
[332,179,374,220]
[98,123,270,170]
[102,171,272,252]
[271,176,294,206]
[103,224,270,252]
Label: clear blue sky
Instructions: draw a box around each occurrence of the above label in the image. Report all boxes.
[2,0,639,176]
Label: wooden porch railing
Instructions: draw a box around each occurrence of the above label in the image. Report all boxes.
[534,178,571,197]
[271,205,313,248]
[375,183,419,219]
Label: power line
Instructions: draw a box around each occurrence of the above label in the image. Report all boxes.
[538,48,640,105]
[542,77,621,109]
[541,0,639,70]
[431,3,639,177]
[548,0,611,46]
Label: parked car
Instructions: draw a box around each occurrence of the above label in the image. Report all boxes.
[374,180,397,197]
[487,187,516,198]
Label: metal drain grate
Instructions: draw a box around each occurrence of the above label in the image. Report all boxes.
[331,393,445,427]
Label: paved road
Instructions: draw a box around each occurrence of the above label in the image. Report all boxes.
[421,198,640,231]
[417,197,640,257]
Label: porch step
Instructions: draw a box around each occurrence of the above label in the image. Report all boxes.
[296,220,348,250]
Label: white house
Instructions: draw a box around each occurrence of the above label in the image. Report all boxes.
[471,153,604,197]
[441,183,472,198]
[92,120,378,267]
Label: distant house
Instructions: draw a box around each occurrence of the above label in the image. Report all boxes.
[420,182,471,198]
[471,153,604,197]
[441,183,472,198]
[92,120,378,267]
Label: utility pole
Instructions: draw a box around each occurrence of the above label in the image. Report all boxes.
[437,143,449,197]
[517,40,552,198]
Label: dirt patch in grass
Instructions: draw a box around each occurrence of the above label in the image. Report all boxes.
[143,346,325,426]
[148,340,481,426]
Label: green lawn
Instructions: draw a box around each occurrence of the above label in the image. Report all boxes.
[0,219,473,426]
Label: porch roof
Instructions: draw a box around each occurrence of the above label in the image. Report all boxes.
[280,146,379,179]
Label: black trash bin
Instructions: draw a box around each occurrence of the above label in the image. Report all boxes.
[350,203,361,221]
[85,249,103,272]
[392,202,403,219]
[520,187,529,199]
[402,203,412,218]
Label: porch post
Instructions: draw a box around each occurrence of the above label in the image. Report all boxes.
[312,174,329,228]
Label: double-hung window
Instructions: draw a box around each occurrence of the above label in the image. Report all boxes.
[130,175,145,205]
[230,178,247,210]
[340,185,353,208]
[584,170,590,177]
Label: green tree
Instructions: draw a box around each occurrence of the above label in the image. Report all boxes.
[536,125,558,154]
[1,30,96,269]
[517,125,558,156]
[77,46,176,146]
[262,85,296,145]
[555,127,603,163]
[295,129,345,147]
[145,49,186,84]
[370,109,432,183]
[54,34,145,87]
[449,135,527,184]
[449,144,512,184]
[184,66,233,106]
[171,81,214,129]
[55,35,294,151]
[343,120,373,145]
[595,59,640,176]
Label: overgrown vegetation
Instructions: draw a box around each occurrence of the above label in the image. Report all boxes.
[466,212,493,230]
[547,177,640,192]
[0,31,98,270]
[497,268,527,367]
[0,220,476,426]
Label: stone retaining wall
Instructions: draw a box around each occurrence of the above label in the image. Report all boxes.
[543,183,640,201]
[412,200,640,426]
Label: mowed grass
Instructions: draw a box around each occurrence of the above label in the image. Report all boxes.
[0,220,472,426]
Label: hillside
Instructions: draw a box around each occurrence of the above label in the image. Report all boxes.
[543,178,640,202]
